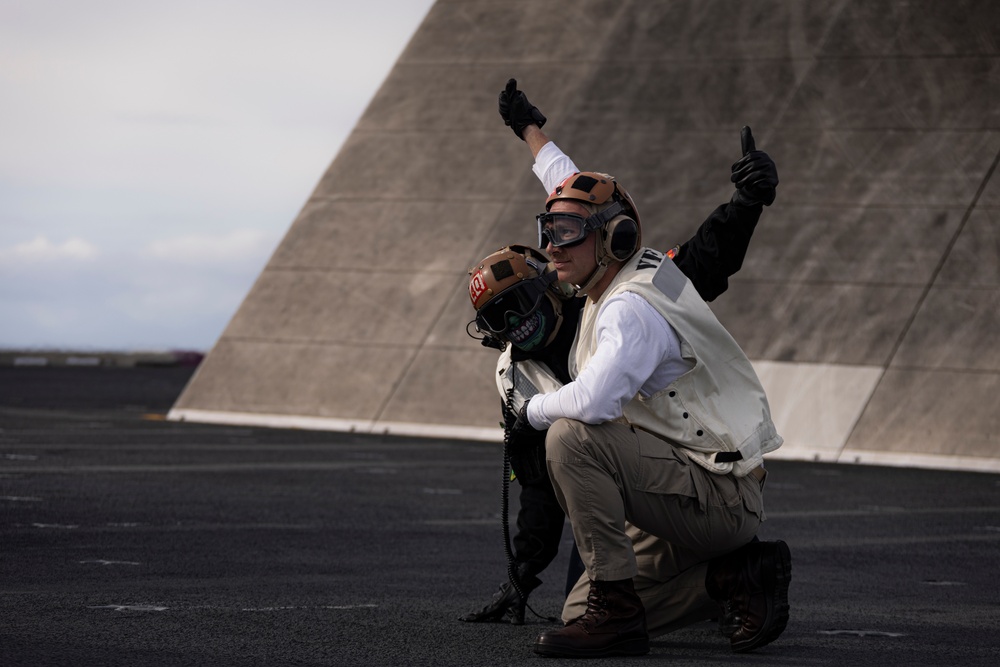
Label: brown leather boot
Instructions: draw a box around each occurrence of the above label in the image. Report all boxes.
[707,540,791,652]
[533,578,649,658]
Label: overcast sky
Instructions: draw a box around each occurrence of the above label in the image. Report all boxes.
[0,0,435,351]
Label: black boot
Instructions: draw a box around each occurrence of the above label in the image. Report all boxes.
[459,563,541,625]
[534,578,648,658]
[707,540,791,652]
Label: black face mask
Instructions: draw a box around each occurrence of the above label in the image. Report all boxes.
[474,272,556,336]
[503,293,559,352]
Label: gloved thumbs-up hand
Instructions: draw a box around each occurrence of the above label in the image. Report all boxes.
[731,126,778,207]
[498,78,547,140]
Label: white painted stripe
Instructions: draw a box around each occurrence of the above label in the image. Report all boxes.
[89,605,168,612]
[836,448,1000,474]
[79,559,142,566]
[167,408,375,433]
[13,356,48,366]
[242,604,378,612]
[167,408,502,442]
[168,361,1000,475]
[2,461,462,474]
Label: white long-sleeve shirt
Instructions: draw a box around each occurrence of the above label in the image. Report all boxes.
[527,291,690,428]
[532,141,580,194]
[526,143,691,430]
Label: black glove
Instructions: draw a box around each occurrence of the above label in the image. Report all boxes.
[730,126,778,207]
[458,563,542,625]
[510,400,536,437]
[502,400,548,485]
[498,78,546,140]
[510,432,548,485]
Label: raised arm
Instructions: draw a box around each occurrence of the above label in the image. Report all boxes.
[498,78,548,154]
[672,127,779,302]
[521,124,551,160]
[498,79,578,191]
[495,79,779,303]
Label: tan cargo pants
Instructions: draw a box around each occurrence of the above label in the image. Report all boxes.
[546,418,764,632]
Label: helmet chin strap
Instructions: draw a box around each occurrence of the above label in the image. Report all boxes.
[542,293,565,347]
[575,261,608,298]
[574,228,614,297]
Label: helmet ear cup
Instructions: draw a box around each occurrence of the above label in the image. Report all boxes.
[603,215,640,261]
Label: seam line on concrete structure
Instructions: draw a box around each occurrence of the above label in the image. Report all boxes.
[874,364,1000,375]
[261,266,458,275]
[216,337,417,349]
[307,194,518,203]
[763,0,850,148]
[366,152,552,425]
[837,139,1000,459]
[717,277,980,289]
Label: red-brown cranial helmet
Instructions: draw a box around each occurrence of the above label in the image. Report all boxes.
[468,245,570,351]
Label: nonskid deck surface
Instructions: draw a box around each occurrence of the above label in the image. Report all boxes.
[2,367,998,666]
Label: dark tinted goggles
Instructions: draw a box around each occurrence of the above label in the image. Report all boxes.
[475,272,556,335]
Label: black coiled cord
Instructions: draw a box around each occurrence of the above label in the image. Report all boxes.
[501,382,558,623]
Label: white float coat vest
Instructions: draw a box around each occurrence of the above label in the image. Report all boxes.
[570,247,783,477]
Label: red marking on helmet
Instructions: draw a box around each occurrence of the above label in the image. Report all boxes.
[469,270,489,305]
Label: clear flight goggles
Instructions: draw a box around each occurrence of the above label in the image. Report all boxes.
[474,271,557,335]
[536,202,625,249]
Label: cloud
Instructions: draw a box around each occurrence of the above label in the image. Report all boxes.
[0,236,99,263]
[143,229,278,264]
[0,0,437,350]
[0,237,270,351]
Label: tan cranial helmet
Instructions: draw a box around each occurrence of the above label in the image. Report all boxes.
[542,171,642,295]
[545,171,641,227]
[468,245,571,351]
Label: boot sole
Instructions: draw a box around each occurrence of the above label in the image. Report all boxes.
[731,540,791,653]
[534,636,649,659]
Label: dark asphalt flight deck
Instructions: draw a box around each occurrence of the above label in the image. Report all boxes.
[2,367,998,666]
